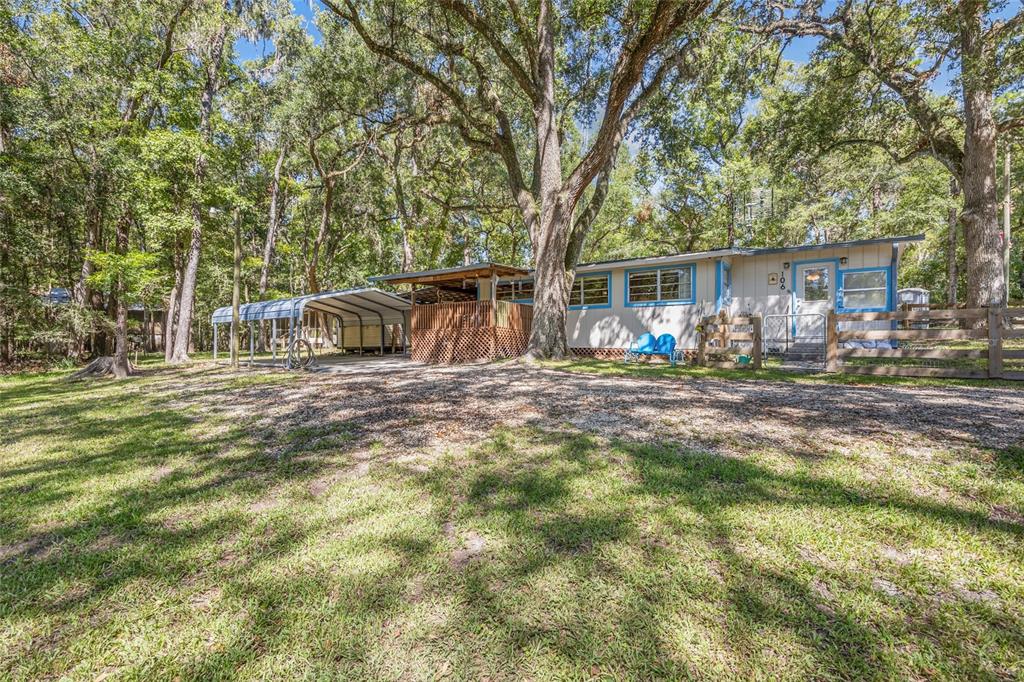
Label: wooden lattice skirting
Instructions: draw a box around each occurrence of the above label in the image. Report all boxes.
[570,347,698,363]
[412,328,530,364]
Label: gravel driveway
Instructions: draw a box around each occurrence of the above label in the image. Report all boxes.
[197,358,1024,460]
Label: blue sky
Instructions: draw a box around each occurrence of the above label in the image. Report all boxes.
[235,4,1019,94]
[234,0,321,62]
[235,2,824,66]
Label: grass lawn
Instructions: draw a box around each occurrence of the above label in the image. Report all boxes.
[543,357,1024,388]
[1,359,1023,680]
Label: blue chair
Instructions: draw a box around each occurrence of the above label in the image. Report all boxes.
[625,332,682,367]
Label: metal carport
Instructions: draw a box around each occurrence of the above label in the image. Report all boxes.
[210,287,411,369]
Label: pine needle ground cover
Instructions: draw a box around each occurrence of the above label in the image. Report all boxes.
[1,361,1023,680]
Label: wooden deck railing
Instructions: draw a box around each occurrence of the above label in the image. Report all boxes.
[411,300,533,333]
[410,300,533,363]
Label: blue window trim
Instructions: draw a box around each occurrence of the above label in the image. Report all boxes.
[837,265,893,313]
[714,260,732,314]
[624,263,697,307]
[569,271,612,310]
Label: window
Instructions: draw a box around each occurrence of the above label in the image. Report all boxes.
[627,265,695,305]
[840,269,888,310]
[802,267,830,301]
[570,273,610,308]
[495,279,533,302]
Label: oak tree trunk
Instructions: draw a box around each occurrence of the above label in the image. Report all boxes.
[959,0,1004,308]
[307,177,334,293]
[164,254,181,362]
[390,145,418,273]
[524,0,571,359]
[231,211,241,367]
[111,213,132,378]
[947,178,960,307]
[527,208,573,360]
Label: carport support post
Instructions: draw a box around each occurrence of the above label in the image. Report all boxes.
[271,319,277,364]
[249,322,255,367]
[403,311,410,352]
[286,316,294,369]
[212,323,218,360]
[490,267,497,327]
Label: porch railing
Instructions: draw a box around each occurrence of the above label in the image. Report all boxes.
[411,300,533,333]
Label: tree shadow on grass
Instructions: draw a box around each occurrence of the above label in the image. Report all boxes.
[3,362,1023,679]
[0,374,377,679]
[393,426,1024,679]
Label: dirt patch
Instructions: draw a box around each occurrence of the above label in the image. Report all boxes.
[989,505,1024,526]
[190,586,223,610]
[445,521,487,569]
[150,464,175,483]
[872,578,903,599]
[451,532,486,569]
[0,536,61,563]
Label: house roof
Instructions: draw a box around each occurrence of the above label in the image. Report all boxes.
[573,234,926,273]
[364,234,926,287]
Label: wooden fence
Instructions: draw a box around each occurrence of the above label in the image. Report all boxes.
[826,306,1024,380]
[696,312,763,369]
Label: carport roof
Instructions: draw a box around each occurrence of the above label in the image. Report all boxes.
[368,262,529,286]
[211,287,410,326]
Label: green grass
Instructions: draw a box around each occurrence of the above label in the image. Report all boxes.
[545,357,1024,389]
[1,363,1023,679]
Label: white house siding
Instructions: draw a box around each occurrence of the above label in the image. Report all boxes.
[478,241,899,351]
[565,259,718,350]
[728,242,895,317]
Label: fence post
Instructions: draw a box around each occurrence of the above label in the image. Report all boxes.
[718,310,729,352]
[988,307,1003,379]
[752,314,763,369]
[697,316,710,367]
[825,310,839,372]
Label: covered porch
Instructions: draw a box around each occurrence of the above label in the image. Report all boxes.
[370,263,534,363]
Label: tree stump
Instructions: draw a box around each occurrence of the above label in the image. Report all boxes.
[64,356,134,381]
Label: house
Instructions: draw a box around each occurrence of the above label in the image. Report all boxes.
[210,234,924,366]
[369,234,924,362]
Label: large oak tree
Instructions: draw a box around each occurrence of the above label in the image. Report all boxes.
[322,0,716,358]
[745,0,1023,308]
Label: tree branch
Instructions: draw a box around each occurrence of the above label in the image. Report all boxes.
[320,0,492,137]
[437,0,539,104]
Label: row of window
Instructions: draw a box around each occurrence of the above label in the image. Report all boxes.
[497,263,891,312]
[495,266,695,308]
